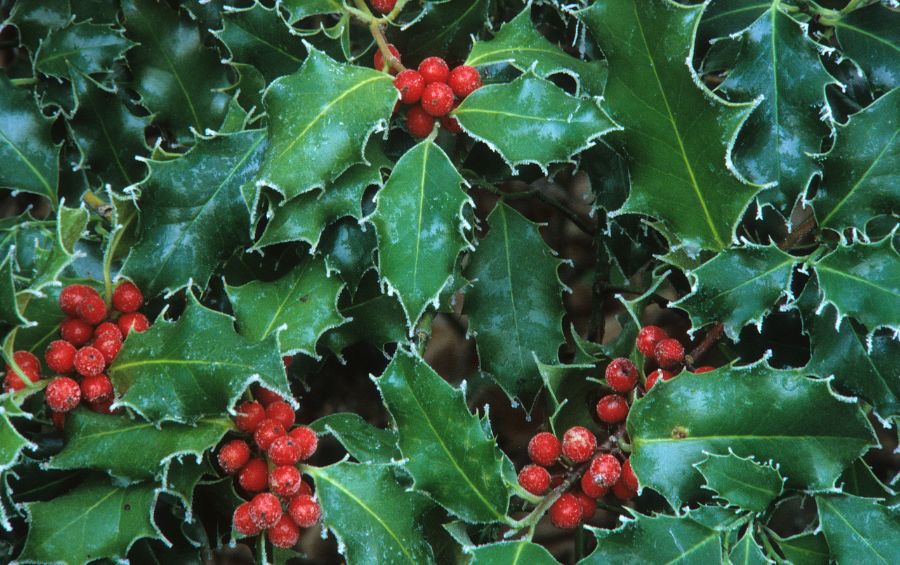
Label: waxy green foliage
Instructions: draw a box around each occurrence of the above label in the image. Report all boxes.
[34,21,133,79]
[695,452,784,513]
[816,494,900,564]
[0,76,59,202]
[832,3,899,92]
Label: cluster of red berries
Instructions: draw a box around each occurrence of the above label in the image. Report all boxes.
[516,429,638,529]
[636,325,714,391]
[375,45,483,138]
[369,0,397,13]
[221,388,321,548]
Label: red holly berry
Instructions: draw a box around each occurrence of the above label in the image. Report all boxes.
[93,334,122,364]
[549,493,582,529]
[268,514,300,548]
[74,347,105,377]
[8,350,40,375]
[233,502,261,535]
[287,494,321,528]
[588,454,622,488]
[94,322,122,341]
[238,458,269,492]
[562,426,597,463]
[575,491,597,520]
[440,113,463,134]
[596,394,629,424]
[235,400,266,433]
[112,280,143,313]
[254,418,286,451]
[369,0,397,13]
[45,340,77,374]
[46,377,81,413]
[654,338,684,369]
[406,105,435,137]
[580,470,608,498]
[51,411,66,430]
[254,386,283,407]
[420,82,454,117]
[644,368,674,391]
[528,432,561,467]
[89,397,117,415]
[80,374,113,404]
[373,44,401,73]
[268,435,302,466]
[3,370,38,392]
[298,479,313,497]
[621,458,638,492]
[289,426,318,461]
[269,465,303,497]
[248,492,283,529]
[636,325,667,357]
[517,464,551,496]
[448,65,482,98]
[612,477,637,501]
[59,284,95,317]
[75,292,107,325]
[605,358,638,392]
[266,400,296,429]
[218,439,251,474]
[394,69,425,104]
[60,318,93,346]
[693,366,715,374]
[118,313,150,336]
[418,56,449,84]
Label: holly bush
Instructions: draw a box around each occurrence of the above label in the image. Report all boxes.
[0,0,898,563]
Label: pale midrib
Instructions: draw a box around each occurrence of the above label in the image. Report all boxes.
[636,434,867,444]
[0,128,53,193]
[412,144,430,297]
[111,358,254,371]
[816,264,899,298]
[660,532,719,565]
[43,489,119,547]
[232,23,302,63]
[93,100,134,185]
[144,32,202,127]
[819,498,890,563]
[769,4,783,185]
[499,207,526,374]
[703,3,769,25]
[707,257,793,302]
[511,541,525,564]
[39,41,123,65]
[835,22,900,53]
[259,267,308,338]
[705,469,779,496]
[454,108,575,123]
[467,45,566,67]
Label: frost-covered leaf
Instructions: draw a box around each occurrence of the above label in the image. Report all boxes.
[699,0,768,42]
[770,531,828,565]
[0,76,59,202]
[162,456,214,513]
[464,203,566,408]
[311,413,400,464]
[121,130,266,298]
[695,452,784,513]
[214,2,307,82]
[307,461,436,565]
[0,399,32,472]
[5,0,70,52]
[538,361,598,436]
[838,458,895,499]
[469,540,560,565]
[108,293,289,423]
[673,244,796,340]
[392,0,490,65]
[833,4,899,92]
[629,366,876,506]
[376,349,510,523]
[372,139,471,327]
[278,0,343,25]
[321,272,407,355]
[29,205,89,291]
[453,74,618,172]
[0,252,26,327]
[816,494,900,565]
[321,220,377,293]
[730,530,771,565]
[34,22,133,78]
[580,0,761,253]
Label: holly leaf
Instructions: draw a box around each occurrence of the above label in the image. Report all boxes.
[579,0,762,253]
[311,413,400,464]
[0,252,26,327]
[121,0,231,142]
[108,293,290,423]
[162,456,215,514]
[811,88,898,234]
[833,3,899,92]
[816,494,900,565]
[0,398,33,473]
[279,0,343,25]
[121,130,267,298]
[256,47,396,200]
[34,21,133,78]
[465,6,606,96]
[307,461,436,565]
[628,365,876,507]
[699,0,768,42]
[376,349,511,523]
[28,205,89,292]
[716,4,835,210]
[214,2,307,82]
[769,531,829,565]
[321,272,407,356]
[17,478,163,565]
[5,0,70,53]
[695,452,784,513]
[813,233,899,332]
[538,360,599,436]
[464,203,566,409]
[372,139,471,328]
[469,541,560,565]
[453,74,619,173]
[729,530,771,565]
[838,458,895,499]
[47,410,231,482]
[673,244,796,340]
[320,220,377,293]
[226,257,347,357]
[392,0,490,66]
[0,76,59,203]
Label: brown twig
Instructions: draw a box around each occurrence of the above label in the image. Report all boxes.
[370,21,406,73]
[685,323,724,368]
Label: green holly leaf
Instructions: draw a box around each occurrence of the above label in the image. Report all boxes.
[121,0,231,142]
[307,461,436,565]
[0,252,26,327]
[673,244,796,340]
[121,130,266,298]
[695,452,784,513]
[162,456,215,514]
[816,494,900,565]
[256,48,396,200]
[717,4,835,210]
[376,349,510,523]
[0,76,59,203]
[469,540,560,565]
[538,360,599,436]
[464,203,566,408]
[813,233,899,332]
[0,398,33,472]
[579,0,762,253]
[226,257,347,357]
[17,478,163,565]
[214,2,307,82]
[321,272,407,356]
[769,531,829,565]
[833,3,899,92]
[392,0,490,65]
[628,365,876,507]
[279,0,342,25]
[453,75,618,173]
[108,293,290,423]
[5,0,70,53]
[34,21,133,78]
[47,410,231,482]
[29,205,90,292]
[811,88,898,234]
[699,0,768,42]
[320,220,377,293]
[311,413,400,464]
[371,139,471,327]
[838,458,894,499]
[729,530,770,565]
[465,6,605,96]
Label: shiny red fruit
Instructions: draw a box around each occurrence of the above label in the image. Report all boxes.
[218,439,251,474]
[655,338,684,369]
[394,69,425,104]
[266,400,296,429]
[59,284,95,316]
[693,366,715,374]
[112,280,143,313]
[269,465,303,497]
[596,394,629,424]
[605,358,638,392]
[46,377,81,413]
[45,340,77,373]
[267,514,300,548]
[118,313,150,336]
[636,325,667,357]
[235,400,266,433]
[75,292,107,325]
[370,0,397,13]
[517,464,551,496]
[93,334,122,364]
[562,426,597,463]
[575,491,597,520]
[60,318,93,346]
[238,458,269,492]
[254,418,286,451]
[448,65,482,98]
[417,56,449,84]
[406,105,435,137]
[420,82,454,117]
[528,432,561,467]
[287,494,321,528]
[248,492,283,529]
[549,493,582,529]
[233,502,261,535]
[74,346,105,377]
[373,44,401,73]
[580,470,608,498]
[289,426,318,461]
[268,435,302,466]
[644,368,675,391]
[80,374,113,404]
[588,454,622,488]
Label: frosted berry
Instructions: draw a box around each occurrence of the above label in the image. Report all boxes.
[45,340,77,374]
[298,479,313,497]
[575,491,597,520]
[235,400,266,433]
[448,65,482,98]
[60,318,93,346]
[46,377,81,413]
[612,477,637,501]
[74,346,105,377]
[596,394,629,424]
[644,368,674,391]
[268,435,302,466]
[76,292,107,325]
[621,458,638,492]
[248,492,283,529]
[233,502,261,535]
[268,514,300,548]
[373,43,401,73]
[289,426,318,461]
[254,418,286,451]
[528,432,561,467]
[94,322,122,341]
[10,350,40,374]
[59,284,94,316]
[238,458,269,492]
[605,358,638,392]
[549,493,582,529]
[418,56,449,84]
[118,312,150,336]
[80,374,113,404]
[254,385,283,407]
[406,105,435,138]
[562,426,597,463]
[588,454,621,488]
[636,325,667,357]
[112,280,143,313]
[269,465,303,497]
[517,464,551,496]
[287,494,321,528]
[580,470,608,498]
[93,334,122,364]
[218,439,251,474]
[654,338,684,369]
[370,0,396,13]
[394,69,425,104]
[693,366,715,374]
[266,400,296,429]
[421,82,454,117]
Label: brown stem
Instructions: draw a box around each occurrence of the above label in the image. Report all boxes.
[370,21,405,73]
[686,322,724,368]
